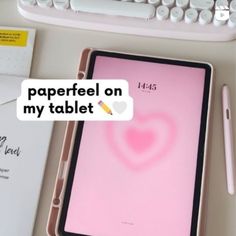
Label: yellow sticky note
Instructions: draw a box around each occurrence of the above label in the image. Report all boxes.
[0,30,28,47]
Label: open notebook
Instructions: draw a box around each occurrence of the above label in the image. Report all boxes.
[0,27,53,236]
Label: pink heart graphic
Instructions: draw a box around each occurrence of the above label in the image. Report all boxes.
[105,113,177,171]
[125,128,156,154]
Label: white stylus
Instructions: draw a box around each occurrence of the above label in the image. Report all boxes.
[222,84,235,195]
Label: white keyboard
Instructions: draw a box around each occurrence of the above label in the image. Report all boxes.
[18,0,236,41]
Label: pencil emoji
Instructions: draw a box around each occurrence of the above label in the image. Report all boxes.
[98,100,113,115]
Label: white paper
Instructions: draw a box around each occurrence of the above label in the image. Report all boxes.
[0,27,53,236]
[0,100,53,236]
[0,75,25,105]
[0,26,35,77]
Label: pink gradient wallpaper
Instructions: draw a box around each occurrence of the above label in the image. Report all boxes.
[65,56,206,236]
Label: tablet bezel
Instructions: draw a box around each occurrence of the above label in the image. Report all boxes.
[58,50,212,236]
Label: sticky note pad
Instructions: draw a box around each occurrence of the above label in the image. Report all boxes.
[0,26,35,77]
[0,30,28,47]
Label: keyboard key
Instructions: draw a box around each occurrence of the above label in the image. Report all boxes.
[156,5,169,20]
[37,0,52,7]
[214,1,229,25]
[215,0,229,9]
[70,0,156,20]
[53,0,69,10]
[185,8,198,23]
[148,0,161,6]
[176,0,189,9]
[214,15,227,26]
[21,0,36,5]
[162,0,175,8]
[228,12,236,27]
[199,9,213,24]
[190,0,214,10]
[230,0,236,12]
[134,0,146,3]
[170,7,184,22]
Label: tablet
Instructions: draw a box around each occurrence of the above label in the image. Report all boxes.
[58,50,213,236]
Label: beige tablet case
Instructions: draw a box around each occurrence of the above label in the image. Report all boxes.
[47,48,92,236]
[46,48,213,236]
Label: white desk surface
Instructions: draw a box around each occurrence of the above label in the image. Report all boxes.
[1,1,236,235]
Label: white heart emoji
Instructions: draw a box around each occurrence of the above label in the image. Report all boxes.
[113,101,127,114]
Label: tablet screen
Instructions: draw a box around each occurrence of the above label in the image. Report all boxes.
[60,51,211,236]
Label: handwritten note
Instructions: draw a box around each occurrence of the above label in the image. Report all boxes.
[0,136,21,158]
